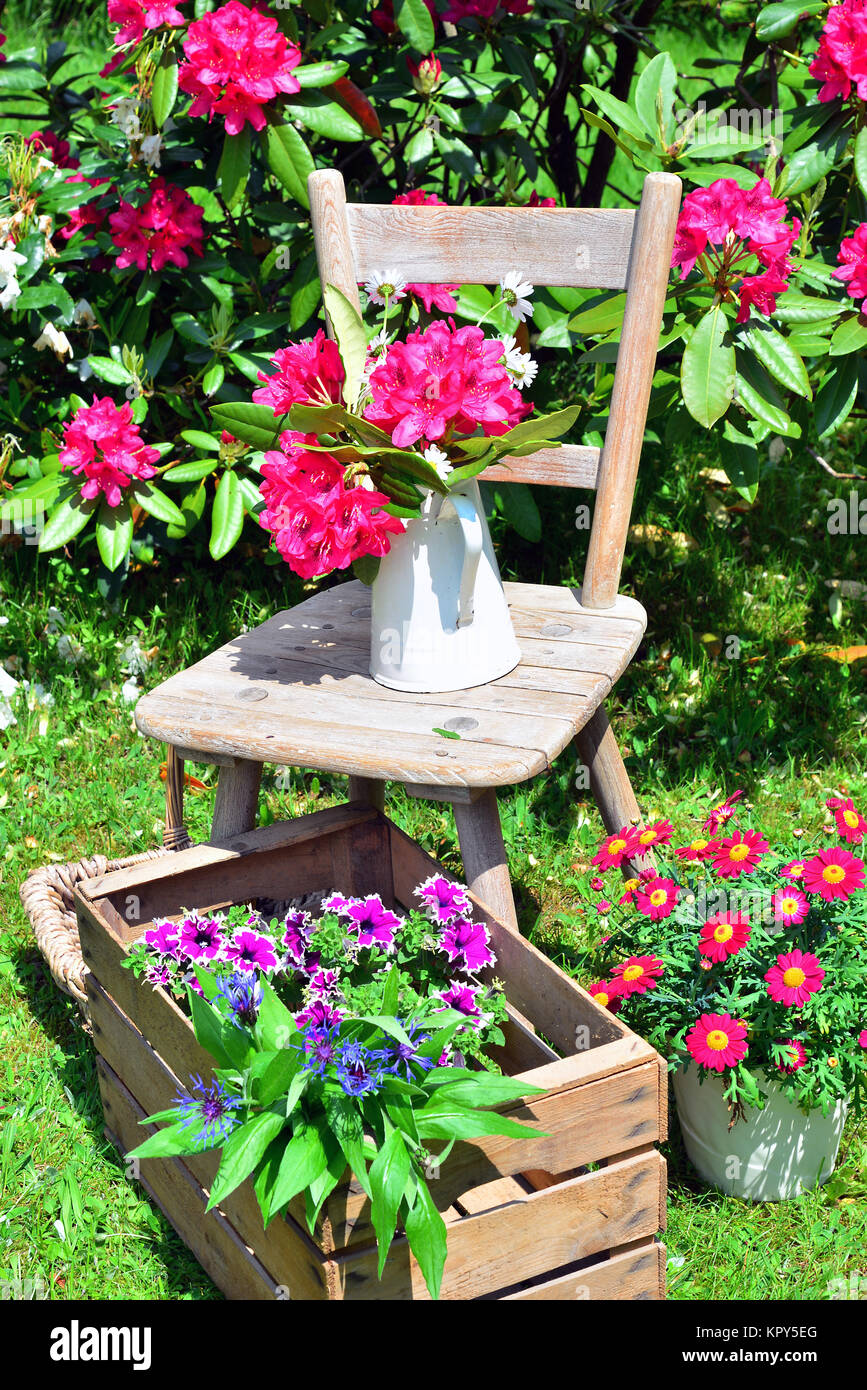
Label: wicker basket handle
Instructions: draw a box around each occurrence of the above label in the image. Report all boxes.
[163,745,192,851]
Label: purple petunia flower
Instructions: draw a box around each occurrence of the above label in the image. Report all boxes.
[322,892,354,916]
[336,1039,387,1098]
[294,997,344,1030]
[438,916,496,975]
[144,919,181,958]
[177,914,225,962]
[306,965,341,998]
[414,874,471,925]
[144,961,173,988]
[224,930,278,974]
[345,895,403,951]
[282,912,310,966]
[436,982,484,1026]
[174,1074,242,1148]
[216,972,263,1026]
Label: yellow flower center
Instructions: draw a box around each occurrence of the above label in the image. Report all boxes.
[639,829,656,845]
[593,989,610,1006]
[690,839,709,853]
[649,889,667,906]
[843,810,860,829]
[788,863,804,876]
[728,843,751,861]
[828,1057,838,1068]
[780,897,798,915]
[706,1029,730,1051]
[713,923,734,943]
[622,964,644,982]
[622,878,639,893]
[822,864,846,884]
[608,839,626,855]
[782,967,806,988]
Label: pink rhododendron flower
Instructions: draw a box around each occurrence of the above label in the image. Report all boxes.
[527,190,556,207]
[372,0,437,35]
[407,52,442,93]
[832,223,867,310]
[178,0,302,134]
[108,0,186,48]
[672,178,799,323]
[258,436,403,579]
[60,174,110,243]
[59,395,160,507]
[810,0,867,102]
[24,130,79,169]
[253,330,346,414]
[365,319,530,447]
[442,0,531,19]
[109,177,205,271]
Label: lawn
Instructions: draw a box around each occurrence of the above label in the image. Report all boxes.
[2,423,867,1300]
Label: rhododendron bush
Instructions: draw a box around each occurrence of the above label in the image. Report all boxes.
[574,792,867,1117]
[4,2,867,573]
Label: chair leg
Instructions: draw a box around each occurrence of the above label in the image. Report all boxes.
[574,706,649,878]
[210,759,263,842]
[347,776,386,813]
[452,788,519,932]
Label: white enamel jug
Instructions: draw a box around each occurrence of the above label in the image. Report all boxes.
[369,480,521,692]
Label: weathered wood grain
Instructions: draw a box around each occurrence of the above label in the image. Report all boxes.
[500,1238,666,1301]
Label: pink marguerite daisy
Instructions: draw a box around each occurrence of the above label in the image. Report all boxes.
[771,887,809,926]
[611,954,664,998]
[764,949,825,1007]
[686,1012,749,1071]
[633,819,674,851]
[780,859,806,879]
[586,979,623,1013]
[698,911,751,963]
[826,796,867,845]
[776,1039,807,1073]
[634,876,680,920]
[591,827,641,870]
[802,846,865,902]
[712,828,769,880]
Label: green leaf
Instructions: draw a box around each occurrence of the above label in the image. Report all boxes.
[814,360,859,437]
[720,423,760,504]
[167,482,207,539]
[164,459,218,483]
[634,51,677,144]
[425,1073,542,1107]
[394,0,435,52]
[203,360,225,397]
[187,989,235,1068]
[304,1129,347,1233]
[324,1091,371,1198]
[128,1120,196,1160]
[209,470,244,560]
[404,1176,448,1300]
[131,481,186,527]
[217,127,251,210]
[352,554,380,586]
[493,405,581,452]
[414,1096,539,1142]
[580,84,653,143]
[151,50,178,128]
[775,116,850,197]
[293,60,349,88]
[681,305,736,427]
[855,127,867,201]
[829,315,867,357]
[95,498,132,572]
[38,494,96,551]
[265,1120,328,1217]
[755,0,825,41]
[284,93,364,142]
[323,283,368,409]
[207,1110,286,1210]
[264,122,315,208]
[87,355,132,386]
[772,291,843,325]
[369,1128,411,1280]
[256,976,298,1052]
[743,324,811,399]
[210,402,288,452]
[499,482,541,542]
[735,358,799,436]
[254,1049,302,1109]
[569,294,626,335]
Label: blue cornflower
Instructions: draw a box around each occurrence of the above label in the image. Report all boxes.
[335,1039,387,1098]
[382,1018,435,1082]
[301,1023,340,1077]
[174,1074,243,1148]
[216,972,264,1026]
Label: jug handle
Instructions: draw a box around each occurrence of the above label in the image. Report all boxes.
[438,493,483,628]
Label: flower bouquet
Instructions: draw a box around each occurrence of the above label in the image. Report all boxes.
[573,793,867,1197]
[122,875,545,1299]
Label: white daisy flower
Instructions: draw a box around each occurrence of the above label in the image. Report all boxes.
[423,444,453,480]
[364,271,408,306]
[504,347,538,390]
[499,270,534,323]
[498,333,517,355]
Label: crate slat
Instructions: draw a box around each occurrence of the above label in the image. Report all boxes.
[499,1239,666,1301]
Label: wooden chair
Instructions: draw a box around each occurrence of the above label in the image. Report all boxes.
[136,169,682,930]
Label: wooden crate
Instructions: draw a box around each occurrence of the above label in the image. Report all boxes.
[74,801,667,1301]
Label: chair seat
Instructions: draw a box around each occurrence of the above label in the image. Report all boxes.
[134,581,647,788]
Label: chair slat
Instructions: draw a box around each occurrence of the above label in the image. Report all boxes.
[480,445,600,489]
[345,204,636,290]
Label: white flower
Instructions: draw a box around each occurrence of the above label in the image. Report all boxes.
[140,133,162,169]
[56,634,85,665]
[498,333,517,355]
[0,245,26,313]
[73,299,96,329]
[110,97,140,139]
[499,270,534,323]
[504,346,538,390]
[34,321,73,360]
[120,679,140,706]
[423,444,453,481]
[364,270,408,306]
[34,156,54,176]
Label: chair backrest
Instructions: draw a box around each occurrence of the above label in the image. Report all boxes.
[307,169,682,610]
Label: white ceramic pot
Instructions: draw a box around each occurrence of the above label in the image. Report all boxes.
[673,1065,848,1202]
[369,479,521,693]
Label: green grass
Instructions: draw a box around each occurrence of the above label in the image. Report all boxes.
[2,429,867,1300]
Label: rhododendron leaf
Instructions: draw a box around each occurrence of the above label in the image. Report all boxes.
[755,1,825,41]
[95,499,132,572]
[151,50,177,129]
[681,306,735,428]
[283,93,364,142]
[734,360,799,437]
[775,117,850,198]
[180,430,221,453]
[581,85,652,144]
[499,482,542,543]
[210,470,245,560]
[772,292,842,325]
[814,361,859,439]
[132,482,185,528]
[635,51,677,144]
[719,424,759,505]
[264,122,314,209]
[86,355,132,386]
[854,128,867,202]
[495,404,580,451]
[38,494,96,552]
[167,483,206,540]
[394,0,435,53]
[203,360,225,397]
[369,1128,411,1281]
[293,60,349,89]
[217,127,251,211]
[164,459,218,483]
[238,475,264,516]
[579,110,652,167]
[829,316,867,358]
[681,127,768,159]
[210,402,289,452]
[743,325,811,400]
[323,283,367,409]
